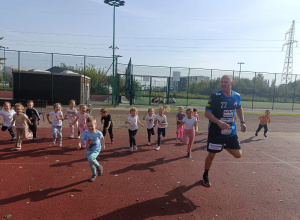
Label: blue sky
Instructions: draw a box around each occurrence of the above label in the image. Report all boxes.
[1,0,300,74]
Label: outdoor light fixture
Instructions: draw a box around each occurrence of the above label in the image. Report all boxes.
[104,0,125,105]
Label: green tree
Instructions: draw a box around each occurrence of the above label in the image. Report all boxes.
[60,63,110,95]
[0,37,5,65]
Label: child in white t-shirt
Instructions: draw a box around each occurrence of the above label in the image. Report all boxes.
[125,107,144,152]
[177,108,198,158]
[143,107,156,146]
[47,103,64,147]
[154,105,170,151]
[0,102,16,140]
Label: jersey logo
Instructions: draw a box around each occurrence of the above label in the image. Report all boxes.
[221,102,227,109]
[223,110,234,117]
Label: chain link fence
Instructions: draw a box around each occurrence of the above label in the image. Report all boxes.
[1,49,299,110]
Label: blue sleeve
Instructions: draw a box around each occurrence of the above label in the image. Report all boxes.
[98,131,103,139]
[235,93,242,109]
[205,94,214,112]
[81,131,88,141]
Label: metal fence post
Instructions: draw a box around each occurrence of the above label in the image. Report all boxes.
[272,73,276,110]
[51,53,54,105]
[186,68,190,107]
[292,75,297,111]
[167,67,171,104]
[210,69,212,95]
[84,55,86,104]
[252,72,256,109]
[232,70,235,91]
[18,51,20,92]
[149,76,152,105]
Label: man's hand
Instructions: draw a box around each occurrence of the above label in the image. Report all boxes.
[217,121,230,130]
[241,123,247,132]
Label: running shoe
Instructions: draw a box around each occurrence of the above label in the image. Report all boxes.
[89,175,97,182]
[129,147,133,152]
[156,146,160,150]
[202,173,211,187]
[133,145,138,150]
[97,165,103,176]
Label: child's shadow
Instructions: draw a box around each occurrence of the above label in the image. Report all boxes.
[0,180,86,205]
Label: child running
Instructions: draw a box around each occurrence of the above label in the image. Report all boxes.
[154,105,170,150]
[176,106,185,141]
[25,100,40,141]
[100,108,114,144]
[80,116,105,182]
[0,102,16,141]
[193,108,199,122]
[143,107,156,146]
[177,108,198,158]
[66,100,80,139]
[255,110,271,137]
[71,104,90,149]
[125,107,144,152]
[47,103,64,147]
[9,103,33,150]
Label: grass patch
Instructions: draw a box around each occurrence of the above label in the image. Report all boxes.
[134,97,300,111]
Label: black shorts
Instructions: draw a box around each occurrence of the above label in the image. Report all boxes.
[207,135,241,153]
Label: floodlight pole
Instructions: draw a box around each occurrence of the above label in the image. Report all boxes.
[105,0,125,105]
[3,47,8,91]
[237,62,244,93]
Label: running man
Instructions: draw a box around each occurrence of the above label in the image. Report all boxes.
[203,74,247,187]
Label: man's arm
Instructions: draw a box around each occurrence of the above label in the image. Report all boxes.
[205,110,230,130]
[236,106,246,132]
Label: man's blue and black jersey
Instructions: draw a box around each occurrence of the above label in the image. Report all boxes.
[205,90,241,138]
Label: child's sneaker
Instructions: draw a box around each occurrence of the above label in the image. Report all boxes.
[10,137,17,141]
[180,139,183,142]
[187,153,191,158]
[111,140,114,144]
[11,146,21,151]
[255,133,258,136]
[156,146,160,151]
[32,138,36,141]
[176,137,178,141]
[89,175,97,182]
[129,147,133,152]
[133,145,138,150]
[59,141,63,147]
[52,139,56,145]
[77,135,81,139]
[147,142,151,146]
[264,134,267,137]
[69,134,74,139]
[97,165,103,176]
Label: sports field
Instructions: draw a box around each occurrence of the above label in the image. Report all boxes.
[0,107,299,220]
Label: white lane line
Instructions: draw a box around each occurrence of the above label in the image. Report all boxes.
[248,146,300,170]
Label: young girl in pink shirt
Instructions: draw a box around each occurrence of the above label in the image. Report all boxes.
[177,108,198,158]
[71,104,90,149]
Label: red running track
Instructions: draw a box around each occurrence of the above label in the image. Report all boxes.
[0,128,300,220]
